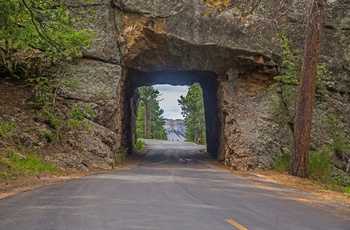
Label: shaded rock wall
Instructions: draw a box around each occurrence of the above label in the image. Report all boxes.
[54,0,349,171]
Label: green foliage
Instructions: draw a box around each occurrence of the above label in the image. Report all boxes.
[344,187,350,194]
[97,91,112,101]
[46,111,63,130]
[115,150,126,165]
[0,119,15,137]
[272,149,332,183]
[41,130,54,143]
[69,106,93,133]
[269,31,329,132]
[0,148,59,181]
[64,79,80,91]
[85,106,95,118]
[135,139,145,150]
[0,0,94,78]
[273,151,291,172]
[330,173,350,188]
[326,113,349,154]
[178,83,206,144]
[136,86,167,140]
[268,31,301,130]
[28,76,54,110]
[308,150,331,182]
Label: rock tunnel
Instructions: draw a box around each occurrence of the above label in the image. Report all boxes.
[123,69,220,157]
[113,6,282,166]
[53,0,350,171]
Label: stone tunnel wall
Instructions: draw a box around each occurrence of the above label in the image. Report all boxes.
[53,0,349,172]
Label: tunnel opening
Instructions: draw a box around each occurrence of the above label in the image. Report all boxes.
[135,84,189,142]
[123,69,220,159]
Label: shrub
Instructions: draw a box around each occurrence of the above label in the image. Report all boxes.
[135,139,145,150]
[115,150,126,165]
[0,119,14,137]
[42,131,54,143]
[308,150,331,182]
[272,152,291,172]
[344,187,350,194]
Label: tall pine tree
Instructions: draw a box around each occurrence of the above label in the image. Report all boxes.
[136,86,167,140]
[178,83,206,144]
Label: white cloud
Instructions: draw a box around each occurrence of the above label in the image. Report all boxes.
[153,84,188,120]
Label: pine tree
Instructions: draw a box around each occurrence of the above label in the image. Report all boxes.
[136,86,167,140]
[201,0,325,178]
[178,83,206,144]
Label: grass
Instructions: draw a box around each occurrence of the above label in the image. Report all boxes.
[272,151,291,172]
[273,149,331,182]
[135,139,145,150]
[308,150,331,182]
[344,187,350,194]
[0,119,15,137]
[272,149,350,191]
[115,150,126,165]
[41,131,55,143]
[0,148,60,181]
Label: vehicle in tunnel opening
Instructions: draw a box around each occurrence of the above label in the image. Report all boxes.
[123,69,220,159]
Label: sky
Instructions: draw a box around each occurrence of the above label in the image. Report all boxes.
[153,84,189,120]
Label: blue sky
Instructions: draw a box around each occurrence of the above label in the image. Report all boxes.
[153,84,189,120]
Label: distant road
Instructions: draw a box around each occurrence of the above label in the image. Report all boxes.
[0,140,349,229]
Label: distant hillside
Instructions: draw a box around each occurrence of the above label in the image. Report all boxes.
[164,119,186,142]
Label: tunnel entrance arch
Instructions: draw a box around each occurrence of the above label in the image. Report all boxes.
[123,69,220,159]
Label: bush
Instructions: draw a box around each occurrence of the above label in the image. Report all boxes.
[115,150,126,165]
[42,131,54,143]
[0,119,14,137]
[135,139,145,150]
[272,152,291,172]
[344,187,350,194]
[308,150,331,182]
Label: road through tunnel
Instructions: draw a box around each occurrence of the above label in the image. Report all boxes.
[123,69,220,158]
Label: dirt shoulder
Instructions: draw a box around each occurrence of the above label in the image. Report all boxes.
[0,156,142,200]
[209,160,350,220]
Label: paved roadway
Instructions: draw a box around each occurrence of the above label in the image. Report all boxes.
[0,140,349,230]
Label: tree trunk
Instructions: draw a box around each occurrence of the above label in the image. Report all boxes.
[290,0,324,177]
[144,103,147,139]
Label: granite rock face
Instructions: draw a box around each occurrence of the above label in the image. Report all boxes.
[164,119,186,142]
[55,0,349,172]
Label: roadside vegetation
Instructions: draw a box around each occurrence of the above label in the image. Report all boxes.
[270,32,350,194]
[135,139,145,150]
[0,148,60,182]
[0,0,96,185]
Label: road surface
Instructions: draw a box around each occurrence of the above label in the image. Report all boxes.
[0,140,349,229]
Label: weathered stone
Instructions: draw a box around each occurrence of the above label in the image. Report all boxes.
[52,0,349,173]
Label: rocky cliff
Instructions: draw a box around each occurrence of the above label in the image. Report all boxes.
[48,0,349,173]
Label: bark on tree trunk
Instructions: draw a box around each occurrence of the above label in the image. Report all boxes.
[290,0,325,177]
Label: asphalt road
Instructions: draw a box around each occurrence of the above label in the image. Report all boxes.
[0,140,349,230]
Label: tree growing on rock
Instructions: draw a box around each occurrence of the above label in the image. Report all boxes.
[201,0,325,178]
[290,0,325,177]
[0,0,93,78]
